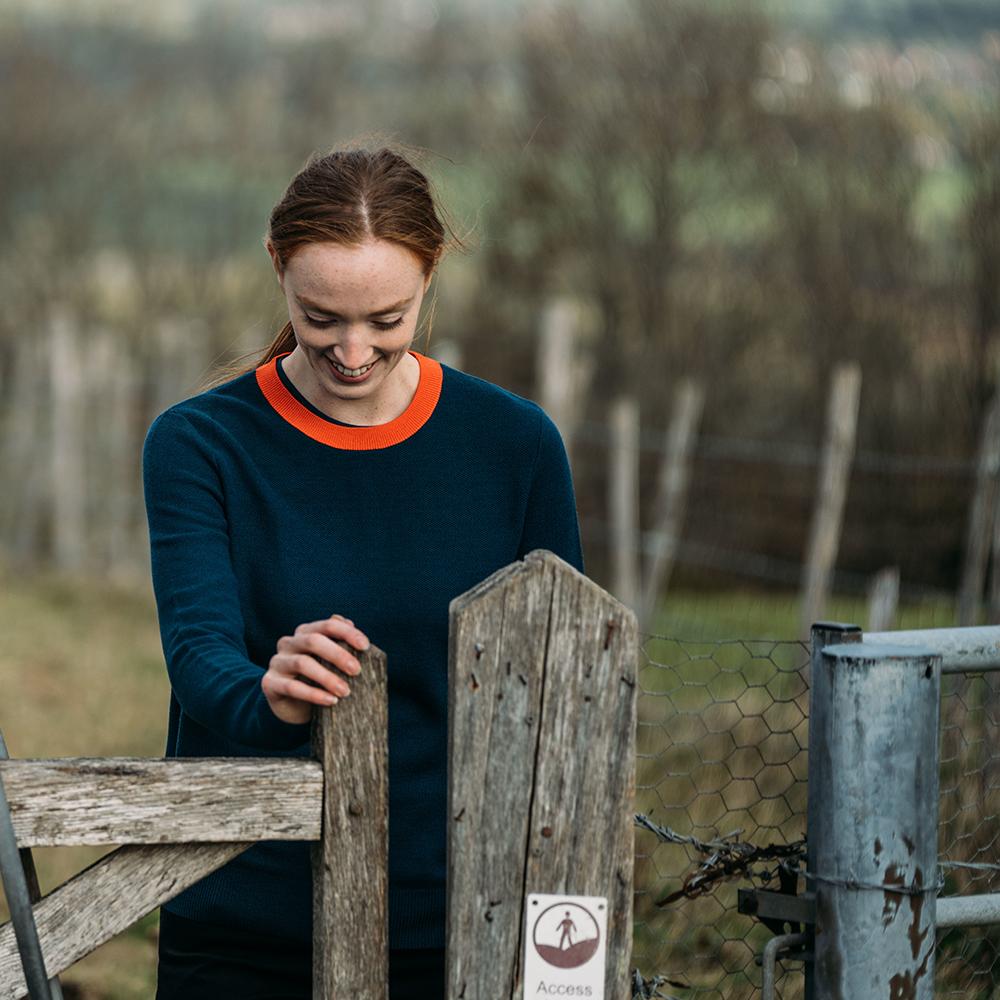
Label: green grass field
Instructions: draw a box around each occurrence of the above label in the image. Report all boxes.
[0,562,965,997]
[0,564,168,998]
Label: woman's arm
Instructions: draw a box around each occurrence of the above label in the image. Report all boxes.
[516,406,586,574]
[142,408,312,751]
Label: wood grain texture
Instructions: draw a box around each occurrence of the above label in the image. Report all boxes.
[311,641,389,1000]
[799,362,862,638]
[961,390,1000,624]
[640,378,704,632]
[609,396,641,614]
[447,549,638,1000]
[0,841,250,999]
[0,757,322,846]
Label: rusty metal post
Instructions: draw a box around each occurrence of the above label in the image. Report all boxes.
[810,641,940,1000]
[806,622,861,1000]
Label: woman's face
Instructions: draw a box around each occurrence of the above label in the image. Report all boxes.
[269,237,432,410]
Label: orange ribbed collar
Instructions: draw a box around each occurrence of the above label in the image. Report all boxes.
[255,350,443,450]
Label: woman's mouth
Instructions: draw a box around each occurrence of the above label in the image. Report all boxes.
[326,356,378,383]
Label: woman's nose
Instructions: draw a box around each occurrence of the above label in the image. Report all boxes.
[332,330,376,368]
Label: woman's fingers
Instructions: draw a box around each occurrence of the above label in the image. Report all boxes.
[294,615,370,652]
[261,670,335,725]
[289,618,369,672]
[263,616,370,722]
[287,653,353,697]
[279,675,340,705]
[268,650,353,698]
[278,632,362,678]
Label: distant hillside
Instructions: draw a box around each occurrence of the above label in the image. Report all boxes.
[7,0,999,44]
[769,0,1000,41]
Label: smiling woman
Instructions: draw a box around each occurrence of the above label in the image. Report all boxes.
[269,238,432,426]
[141,141,586,1000]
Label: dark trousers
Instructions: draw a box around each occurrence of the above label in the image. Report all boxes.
[155,907,445,1000]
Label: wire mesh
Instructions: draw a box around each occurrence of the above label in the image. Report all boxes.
[937,669,1000,999]
[632,632,810,999]
[632,631,1000,999]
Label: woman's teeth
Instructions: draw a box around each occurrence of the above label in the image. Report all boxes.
[331,359,376,376]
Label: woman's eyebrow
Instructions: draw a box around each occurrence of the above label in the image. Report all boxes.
[297,294,414,317]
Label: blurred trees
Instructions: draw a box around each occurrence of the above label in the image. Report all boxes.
[959,76,1000,433]
[0,0,998,595]
[476,1,771,412]
[754,49,923,442]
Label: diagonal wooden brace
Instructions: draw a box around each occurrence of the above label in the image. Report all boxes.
[0,841,252,999]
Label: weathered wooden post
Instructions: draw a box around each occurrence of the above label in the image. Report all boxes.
[962,390,1000,624]
[639,378,704,633]
[446,549,638,1000]
[311,642,389,1000]
[609,396,641,614]
[799,362,862,638]
[537,295,593,464]
[866,565,900,632]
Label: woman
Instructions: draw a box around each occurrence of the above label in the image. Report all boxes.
[143,143,585,999]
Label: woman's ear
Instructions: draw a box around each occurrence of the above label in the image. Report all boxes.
[266,240,284,287]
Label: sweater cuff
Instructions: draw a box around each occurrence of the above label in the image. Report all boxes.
[252,690,312,751]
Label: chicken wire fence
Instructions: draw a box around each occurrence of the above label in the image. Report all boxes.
[630,631,1000,1000]
[938,668,1000,999]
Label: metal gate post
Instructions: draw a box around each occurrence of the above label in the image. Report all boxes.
[806,622,861,1000]
[810,641,940,999]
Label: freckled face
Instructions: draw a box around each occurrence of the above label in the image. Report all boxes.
[269,238,432,417]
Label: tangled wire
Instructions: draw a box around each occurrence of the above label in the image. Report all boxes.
[634,812,806,906]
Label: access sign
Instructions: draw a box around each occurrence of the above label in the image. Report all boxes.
[523,892,608,998]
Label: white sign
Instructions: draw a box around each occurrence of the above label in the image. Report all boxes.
[523,892,608,998]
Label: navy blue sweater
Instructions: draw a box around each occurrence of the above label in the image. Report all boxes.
[141,349,585,949]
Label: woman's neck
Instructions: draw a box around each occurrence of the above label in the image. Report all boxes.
[281,349,420,426]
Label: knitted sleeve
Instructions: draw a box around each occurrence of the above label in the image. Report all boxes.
[142,407,312,751]
[516,405,586,575]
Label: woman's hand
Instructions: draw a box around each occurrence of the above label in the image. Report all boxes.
[262,614,370,725]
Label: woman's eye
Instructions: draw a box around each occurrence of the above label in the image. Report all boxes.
[305,314,404,331]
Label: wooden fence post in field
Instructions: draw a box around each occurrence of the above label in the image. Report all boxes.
[609,395,641,614]
[867,565,900,632]
[799,362,862,638]
[639,379,705,634]
[49,305,87,574]
[311,641,390,1000]
[988,493,1000,622]
[959,390,1000,625]
[538,296,594,464]
[0,334,46,570]
[446,548,639,1000]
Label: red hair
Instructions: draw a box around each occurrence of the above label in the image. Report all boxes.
[199,138,468,391]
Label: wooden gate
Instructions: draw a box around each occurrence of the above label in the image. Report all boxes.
[0,549,637,999]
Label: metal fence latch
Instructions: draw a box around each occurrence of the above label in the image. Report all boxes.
[738,887,816,933]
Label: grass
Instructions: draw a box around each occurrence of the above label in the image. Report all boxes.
[646,585,958,643]
[0,562,168,998]
[0,561,974,997]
